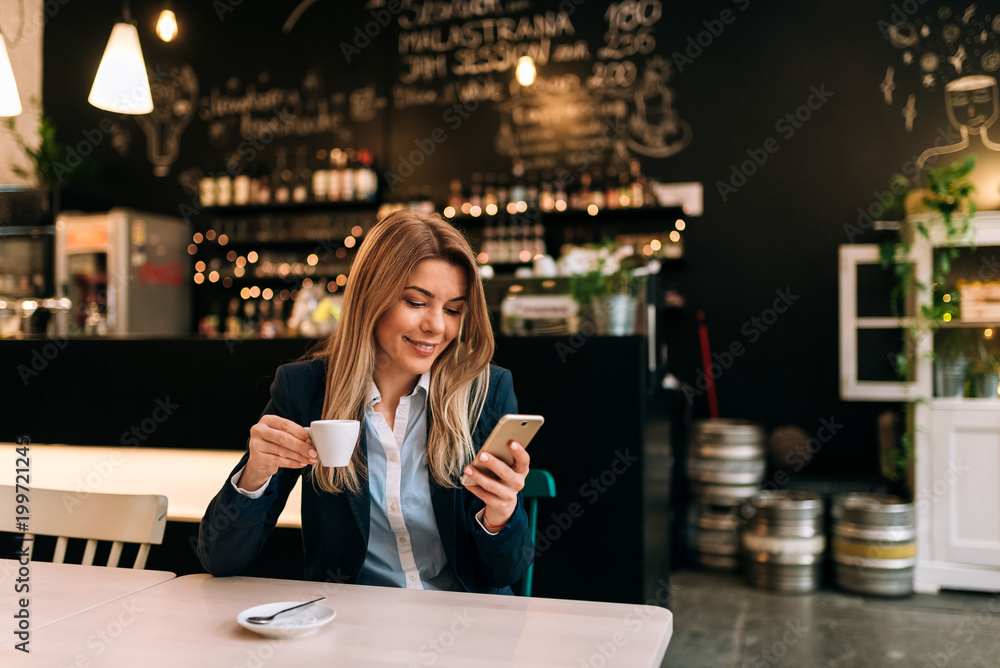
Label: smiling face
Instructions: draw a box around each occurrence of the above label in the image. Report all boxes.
[945,75,999,133]
[373,258,468,388]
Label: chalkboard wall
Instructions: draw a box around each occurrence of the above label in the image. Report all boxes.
[40,0,1000,476]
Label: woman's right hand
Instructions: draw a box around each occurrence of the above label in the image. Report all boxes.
[238,415,318,491]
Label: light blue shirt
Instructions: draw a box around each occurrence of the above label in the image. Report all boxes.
[357,372,460,591]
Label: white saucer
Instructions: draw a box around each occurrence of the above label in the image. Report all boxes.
[237,601,337,638]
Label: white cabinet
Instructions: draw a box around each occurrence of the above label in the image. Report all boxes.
[839,212,1000,593]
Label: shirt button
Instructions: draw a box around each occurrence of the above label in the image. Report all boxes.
[408,573,416,581]
[389,502,398,512]
[399,407,407,415]
[398,536,407,544]
[389,454,398,463]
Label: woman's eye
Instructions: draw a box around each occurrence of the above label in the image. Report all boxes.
[445,308,463,316]
[406,300,425,308]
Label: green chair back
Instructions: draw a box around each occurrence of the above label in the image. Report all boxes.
[521,468,556,597]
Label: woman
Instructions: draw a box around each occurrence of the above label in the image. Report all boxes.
[197,210,534,594]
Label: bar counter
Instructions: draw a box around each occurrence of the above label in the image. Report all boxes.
[1,335,671,604]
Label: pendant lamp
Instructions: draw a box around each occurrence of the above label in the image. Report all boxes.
[88,4,153,114]
[0,33,21,117]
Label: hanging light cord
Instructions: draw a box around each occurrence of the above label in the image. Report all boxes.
[0,0,26,48]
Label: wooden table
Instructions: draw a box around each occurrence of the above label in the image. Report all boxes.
[0,443,302,527]
[0,559,175,643]
[21,574,672,666]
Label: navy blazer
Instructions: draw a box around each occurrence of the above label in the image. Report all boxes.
[197,359,534,595]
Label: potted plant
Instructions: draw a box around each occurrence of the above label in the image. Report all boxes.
[3,97,93,216]
[969,337,1000,398]
[933,328,969,398]
[560,240,643,335]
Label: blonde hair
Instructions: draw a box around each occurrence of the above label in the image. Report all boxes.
[310,210,493,494]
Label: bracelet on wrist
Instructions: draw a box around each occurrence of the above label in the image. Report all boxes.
[483,513,507,531]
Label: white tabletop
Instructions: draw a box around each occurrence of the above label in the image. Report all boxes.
[20,574,672,666]
[0,559,175,643]
[0,443,302,527]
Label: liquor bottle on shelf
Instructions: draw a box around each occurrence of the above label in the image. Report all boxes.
[604,166,619,210]
[259,298,287,339]
[483,172,498,214]
[591,166,606,209]
[225,297,241,337]
[232,163,252,206]
[469,172,483,211]
[481,220,496,262]
[494,219,509,263]
[539,170,555,212]
[292,147,311,203]
[357,148,378,203]
[252,163,271,204]
[510,160,526,205]
[273,148,292,204]
[448,178,464,212]
[629,158,645,208]
[506,219,522,262]
[577,171,592,210]
[199,174,217,207]
[618,168,631,208]
[241,299,259,337]
[555,179,568,211]
[520,223,533,262]
[525,172,539,209]
[328,148,344,202]
[216,170,233,207]
[312,149,329,202]
[342,149,357,202]
[496,173,510,209]
[533,223,547,257]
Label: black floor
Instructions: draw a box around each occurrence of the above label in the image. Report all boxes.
[662,570,1000,667]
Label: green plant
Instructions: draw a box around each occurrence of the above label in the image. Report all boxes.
[876,157,978,482]
[564,240,642,304]
[3,97,91,188]
[879,156,978,376]
[970,337,1000,375]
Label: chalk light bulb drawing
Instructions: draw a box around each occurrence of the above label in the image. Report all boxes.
[0,32,22,116]
[135,64,198,176]
[156,9,178,42]
[516,56,536,87]
[89,22,154,114]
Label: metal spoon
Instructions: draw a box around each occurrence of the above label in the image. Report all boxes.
[245,596,326,624]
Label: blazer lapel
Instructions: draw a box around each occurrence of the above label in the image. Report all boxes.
[426,405,459,566]
[344,426,371,545]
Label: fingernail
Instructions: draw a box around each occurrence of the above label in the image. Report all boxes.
[480,453,489,462]
[510,442,519,450]
[465,466,474,475]
[310,450,318,457]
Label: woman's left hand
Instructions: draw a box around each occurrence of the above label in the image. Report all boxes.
[463,440,531,528]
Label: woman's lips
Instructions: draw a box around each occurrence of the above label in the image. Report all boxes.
[405,336,437,355]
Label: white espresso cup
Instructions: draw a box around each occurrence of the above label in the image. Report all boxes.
[304,420,360,467]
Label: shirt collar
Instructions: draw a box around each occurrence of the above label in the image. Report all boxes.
[367,371,431,408]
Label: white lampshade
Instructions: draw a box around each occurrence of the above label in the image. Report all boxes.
[0,36,22,117]
[88,23,153,114]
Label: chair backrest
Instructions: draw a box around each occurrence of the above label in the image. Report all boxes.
[521,469,556,597]
[0,485,168,568]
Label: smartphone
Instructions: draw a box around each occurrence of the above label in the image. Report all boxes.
[461,414,544,486]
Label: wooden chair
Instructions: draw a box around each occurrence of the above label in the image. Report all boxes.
[0,485,168,568]
[521,468,556,597]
